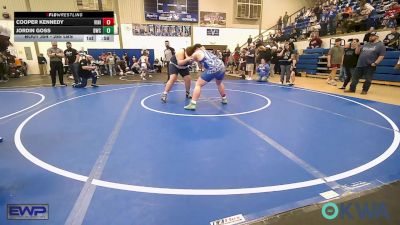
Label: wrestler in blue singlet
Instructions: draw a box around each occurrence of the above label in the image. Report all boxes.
[198,50,226,82]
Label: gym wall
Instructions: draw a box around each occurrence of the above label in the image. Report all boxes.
[118,0,312,29]
[120,24,190,61]
[193,27,260,51]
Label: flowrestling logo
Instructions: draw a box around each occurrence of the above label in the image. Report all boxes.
[321,202,389,221]
[7,204,49,220]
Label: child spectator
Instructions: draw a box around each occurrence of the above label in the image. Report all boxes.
[256,58,270,82]
[327,38,344,86]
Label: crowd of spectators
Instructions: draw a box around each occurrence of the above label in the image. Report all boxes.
[0,50,28,82]
[226,0,400,90]
[256,0,400,47]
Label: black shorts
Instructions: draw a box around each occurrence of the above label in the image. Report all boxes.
[169,63,190,77]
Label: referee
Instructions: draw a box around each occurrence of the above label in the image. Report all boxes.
[164,40,175,82]
[47,41,67,87]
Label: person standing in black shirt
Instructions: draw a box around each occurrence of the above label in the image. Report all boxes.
[264,45,272,63]
[270,46,279,77]
[73,55,98,88]
[247,35,253,46]
[277,16,283,30]
[257,45,271,65]
[288,39,295,51]
[64,42,79,84]
[363,27,375,44]
[278,43,293,85]
[340,39,360,89]
[283,12,289,28]
[37,53,48,75]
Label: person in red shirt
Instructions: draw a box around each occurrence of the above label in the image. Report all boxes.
[309,31,323,48]
[382,4,400,28]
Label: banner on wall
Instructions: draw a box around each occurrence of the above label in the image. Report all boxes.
[207,29,219,36]
[132,24,191,37]
[200,11,226,27]
[144,0,198,22]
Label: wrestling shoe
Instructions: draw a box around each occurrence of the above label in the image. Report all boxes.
[184,102,196,110]
[161,93,167,103]
[186,91,192,99]
[221,97,228,104]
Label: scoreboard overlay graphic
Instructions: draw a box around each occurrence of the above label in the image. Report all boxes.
[14,12,116,42]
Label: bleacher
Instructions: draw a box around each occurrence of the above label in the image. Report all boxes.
[375,51,400,82]
[297,48,329,75]
[245,0,400,85]
[293,0,400,84]
[297,48,400,83]
[288,0,396,40]
[294,18,310,32]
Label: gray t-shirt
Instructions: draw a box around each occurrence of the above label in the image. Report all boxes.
[357,41,386,67]
[328,46,344,64]
[164,48,173,62]
[47,47,63,62]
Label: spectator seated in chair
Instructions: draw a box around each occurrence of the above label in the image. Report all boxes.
[153,58,162,73]
[309,31,322,49]
[131,62,141,74]
[116,59,127,75]
[383,27,400,50]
